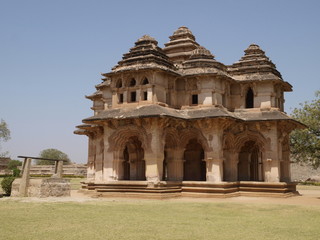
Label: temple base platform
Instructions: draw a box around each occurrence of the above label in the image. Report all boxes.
[79,181,299,199]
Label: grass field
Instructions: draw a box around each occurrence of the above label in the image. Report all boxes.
[1,199,320,240]
[1,179,320,240]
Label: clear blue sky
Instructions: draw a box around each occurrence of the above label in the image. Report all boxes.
[1,0,319,163]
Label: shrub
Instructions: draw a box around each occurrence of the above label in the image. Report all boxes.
[1,176,15,196]
[12,168,21,177]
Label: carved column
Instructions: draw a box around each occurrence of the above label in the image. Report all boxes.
[167,149,184,181]
[205,122,225,182]
[223,151,239,181]
[94,129,104,183]
[205,158,224,182]
[86,136,95,181]
[103,125,116,182]
[112,151,124,180]
[145,119,164,183]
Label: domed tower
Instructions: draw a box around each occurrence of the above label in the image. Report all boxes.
[102,35,178,108]
[163,26,199,66]
[171,46,231,108]
[228,44,292,110]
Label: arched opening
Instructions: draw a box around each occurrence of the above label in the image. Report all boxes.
[129,78,136,87]
[121,136,145,180]
[238,141,263,181]
[142,77,149,85]
[245,88,254,108]
[183,139,206,181]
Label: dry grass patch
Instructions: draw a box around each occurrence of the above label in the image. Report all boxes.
[1,199,320,240]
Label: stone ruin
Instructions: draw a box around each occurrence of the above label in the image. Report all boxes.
[74,26,304,198]
[11,156,70,198]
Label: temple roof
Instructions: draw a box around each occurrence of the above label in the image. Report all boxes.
[228,44,292,90]
[182,46,228,76]
[81,104,302,126]
[163,26,200,65]
[108,35,176,74]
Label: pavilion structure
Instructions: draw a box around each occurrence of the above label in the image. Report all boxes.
[75,27,303,198]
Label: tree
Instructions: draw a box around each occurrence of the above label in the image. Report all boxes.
[37,148,71,165]
[0,119,11,157]
[7,159,22,170]
[290,90,320,168]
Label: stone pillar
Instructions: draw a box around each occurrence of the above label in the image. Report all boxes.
[223,152,239,181]
[205,124,224,182]
[103,126,116,182]
[280,151,291,182]
[145,119,164,184]
[87,136,95,181]
[54,160,63,178]
[205,158,224,182]
[112,151,123,180]
[145,152,163,183]
[94,137,103,183]
[263,126,281,182]
[19,158,32,197]
[167,149,184,181]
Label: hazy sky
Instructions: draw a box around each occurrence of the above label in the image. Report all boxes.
[1,0,319,163]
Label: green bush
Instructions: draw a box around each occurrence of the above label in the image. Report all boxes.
[12,168,21,177]
[1,176,15,196]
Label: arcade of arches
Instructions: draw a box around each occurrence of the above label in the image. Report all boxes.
[84,118,296,185]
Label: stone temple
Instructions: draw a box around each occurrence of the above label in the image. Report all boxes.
[75,26,303,197]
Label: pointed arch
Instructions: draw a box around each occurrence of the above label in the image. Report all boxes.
[108,125,150,152]
[234,130,268,152]
[129,78,136,87]
[180,127,210,152]
[142,77,149,85]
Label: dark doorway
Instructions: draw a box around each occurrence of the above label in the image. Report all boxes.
[238,141,263,181]
[162,151,167,181]
[122,137,145,180]
[183,139,206,181]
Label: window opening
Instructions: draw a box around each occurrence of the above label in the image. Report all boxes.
[143,91,148,101]
[142,78,149,85]
[119,94,124,103]
[192,94,198,105]
[130,91,136,102]
[245,88,254,108]
[129,78,136,87]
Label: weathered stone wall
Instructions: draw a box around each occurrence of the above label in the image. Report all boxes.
[20,164,87,176]
[11,178,71,197]
[291,163,320,182]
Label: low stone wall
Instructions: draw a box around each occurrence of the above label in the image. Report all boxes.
[11,178,71,197]
[291,163,320,182]
[25,164,87,177]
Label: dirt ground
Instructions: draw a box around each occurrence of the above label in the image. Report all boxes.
[2,185,320,206]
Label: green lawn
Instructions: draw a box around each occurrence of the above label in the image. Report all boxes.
[0,200,320,240]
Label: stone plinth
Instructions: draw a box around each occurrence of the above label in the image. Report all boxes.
[11,178,70,198]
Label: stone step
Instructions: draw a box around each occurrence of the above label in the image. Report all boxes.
[96,188,182,194]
